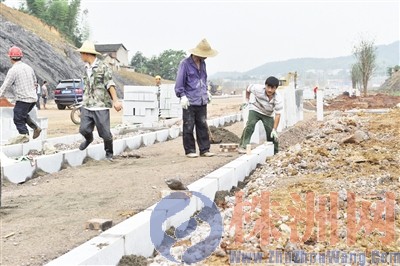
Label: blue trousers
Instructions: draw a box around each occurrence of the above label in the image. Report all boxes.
[13,101,36,134]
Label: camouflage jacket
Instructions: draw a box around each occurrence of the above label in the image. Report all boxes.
[82,58,116,108]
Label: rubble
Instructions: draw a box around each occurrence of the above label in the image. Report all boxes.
[148,109,400,265]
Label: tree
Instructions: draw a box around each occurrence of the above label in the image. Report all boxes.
[156,49,186,80]
[130,49,186,80]
[351,63,362,90]
[130,51,148,73]
[24,0,83,47]
[353,38,377,96]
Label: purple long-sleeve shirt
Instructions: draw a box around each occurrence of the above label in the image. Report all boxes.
[175,56,209,106]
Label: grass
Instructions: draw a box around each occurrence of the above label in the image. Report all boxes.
[116,69,175,86]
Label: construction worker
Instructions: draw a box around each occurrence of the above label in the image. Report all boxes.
[155,75,162,117]
[175,39,217,158]
[155,75,162,86]
[76,40,122,161]
[238,76,283,154]
[0,46,42,144]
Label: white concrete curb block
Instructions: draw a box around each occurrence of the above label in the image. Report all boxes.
[125,135,142,150]
[156,129,169,143]
[1,144,23,157]
[87,144,106,161]
[168,126,180,139]
[45,235,124,266]
[46,143,274,265]
[204,167,236,191]
[63,149,87,167]
[36,153,64,174]
[113,139,126,155]
[22,140,43,155]
[1,160,35,184]
[142,132,156,146]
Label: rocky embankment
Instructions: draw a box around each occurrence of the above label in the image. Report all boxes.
[145,108,400,265]
[0,15,84,86]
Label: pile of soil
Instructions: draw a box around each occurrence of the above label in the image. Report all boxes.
[118,255,148,266]
[209,126,241,143]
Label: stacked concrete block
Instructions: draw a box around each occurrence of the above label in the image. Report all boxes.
[159,84,182,118]
[295,89,304,122]
[123,86,159,124]
[0,107,48,145]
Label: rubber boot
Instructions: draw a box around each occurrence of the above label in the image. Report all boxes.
[79,134,93,150]
[26,116,42,139]
[104,140,114,161]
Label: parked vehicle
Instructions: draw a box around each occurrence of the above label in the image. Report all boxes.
[54,79,84,110]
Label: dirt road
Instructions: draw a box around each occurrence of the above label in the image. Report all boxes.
[1,97,245,266]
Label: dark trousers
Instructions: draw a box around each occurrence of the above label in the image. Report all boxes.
[13,101,37,134]
[182,105,210,155]
[79,108,113,155]
[239,110,279,154]
[36,95,41,109]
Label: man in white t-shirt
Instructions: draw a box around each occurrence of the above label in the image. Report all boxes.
[238,76,283,154]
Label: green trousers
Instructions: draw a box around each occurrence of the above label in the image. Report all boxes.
[239,110,279,154]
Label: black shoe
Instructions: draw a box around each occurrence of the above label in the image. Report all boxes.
[79,139,93,150]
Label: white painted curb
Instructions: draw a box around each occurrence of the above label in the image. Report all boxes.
[1,112,242,184]
[45,142,274,265]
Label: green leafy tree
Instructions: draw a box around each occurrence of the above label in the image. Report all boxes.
[157,49,186,80]
[24,0,84,47]
[351,63,362,90]
[130,51,148,73]
[353,38,377,96]
[130,49,186,80]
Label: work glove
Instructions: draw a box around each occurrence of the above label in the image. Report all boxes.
[207,91,212,104]
[270,129,278,139]
[180,96,189,109]
[240,99,249,110]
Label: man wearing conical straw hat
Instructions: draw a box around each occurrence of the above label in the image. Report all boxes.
[76,40,122,161]
[175,39,217,158]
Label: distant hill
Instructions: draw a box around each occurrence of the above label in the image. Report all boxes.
[211,41,399,79]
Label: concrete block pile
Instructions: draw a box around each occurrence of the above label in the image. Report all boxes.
[122,85,182,126]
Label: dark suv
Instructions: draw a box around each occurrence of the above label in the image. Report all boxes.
[54,79,84,110]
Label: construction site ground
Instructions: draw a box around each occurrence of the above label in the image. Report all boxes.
[1,94,400,266]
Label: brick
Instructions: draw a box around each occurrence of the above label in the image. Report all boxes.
[219,143,238,152]
[85,218,113,231]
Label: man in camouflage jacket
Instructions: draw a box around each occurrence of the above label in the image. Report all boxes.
[76,41,122,161]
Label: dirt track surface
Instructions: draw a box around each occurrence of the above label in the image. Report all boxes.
[0,97,245,266]
[325,93,400,110]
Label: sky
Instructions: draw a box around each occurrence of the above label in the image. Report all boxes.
[3,0,400,74]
